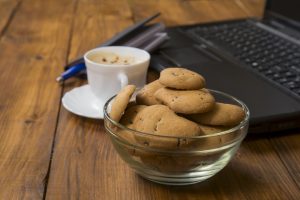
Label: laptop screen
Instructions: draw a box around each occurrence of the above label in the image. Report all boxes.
[267,0,300,22]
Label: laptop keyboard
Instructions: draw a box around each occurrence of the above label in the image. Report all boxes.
[184,20,300,97]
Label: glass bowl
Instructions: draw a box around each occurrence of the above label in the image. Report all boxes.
[104,89,250,185]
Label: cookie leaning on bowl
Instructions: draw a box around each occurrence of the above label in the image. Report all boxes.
[109,85,136,122]
[117,105,147,156]
[109,87,149,157]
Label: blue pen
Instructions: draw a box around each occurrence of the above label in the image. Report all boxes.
[56,62,86,83]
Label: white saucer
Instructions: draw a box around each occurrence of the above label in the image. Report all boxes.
[62,84,104,119]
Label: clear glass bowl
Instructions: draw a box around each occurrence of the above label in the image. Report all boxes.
[104,89,250,185]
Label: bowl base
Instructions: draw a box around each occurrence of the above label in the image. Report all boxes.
[139,173,216,185]
[133,150,237,185]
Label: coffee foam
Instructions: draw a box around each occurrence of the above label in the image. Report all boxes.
[88,52,135,65]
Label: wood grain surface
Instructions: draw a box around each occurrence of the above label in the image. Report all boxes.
[0,0,20,36]
[0,0,300,199]
[129,0,266,26]
[0,0,76,198]
[270,132,300,189]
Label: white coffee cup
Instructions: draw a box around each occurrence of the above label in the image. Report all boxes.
[84,46,150,103]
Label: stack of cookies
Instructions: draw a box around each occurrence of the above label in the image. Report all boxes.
[108,67,246,172]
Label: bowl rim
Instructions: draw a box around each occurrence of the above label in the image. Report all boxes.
[103,89,250,139]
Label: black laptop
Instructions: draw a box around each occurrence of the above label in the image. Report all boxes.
[150,0,300,133]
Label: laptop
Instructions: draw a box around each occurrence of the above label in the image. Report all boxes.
[150,0,300,133]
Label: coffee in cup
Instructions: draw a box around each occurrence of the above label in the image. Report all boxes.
[84,46,150,104]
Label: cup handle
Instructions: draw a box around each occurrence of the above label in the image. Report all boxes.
[118,72,128,88]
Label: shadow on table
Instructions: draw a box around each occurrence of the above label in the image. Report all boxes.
[241,127,300,156]
[135,161,259,198]
[246,127,300,141]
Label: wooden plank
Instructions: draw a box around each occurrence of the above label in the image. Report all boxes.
[234,0,266,18]
[270,133,300,189]
[0,0,76,198]
[177,0,248,23]
[128,0,201,26]
[0,0,20,36]
[128,0,265,26]
[67,0,132,61]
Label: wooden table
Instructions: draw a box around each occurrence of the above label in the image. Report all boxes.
[1,0,300,199]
